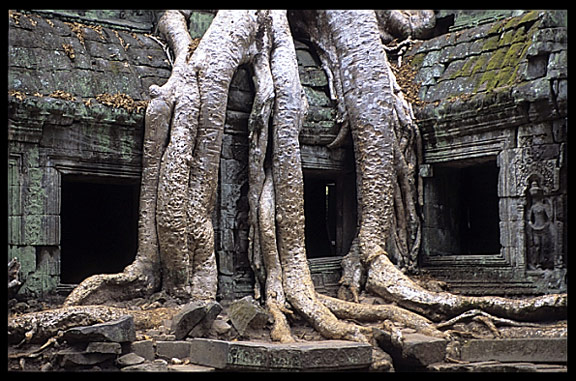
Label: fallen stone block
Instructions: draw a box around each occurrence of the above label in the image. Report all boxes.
[170,301,222,340]
[227,296,269,336]
[399,333,447,367]
[188,338,372,371]
[170,302,207,340]
[58,349,116,368]
[374,329,446,369]
[460,337,567,363]
[190,301,222,337]
[121,361,169,372]
[63,315,136,343]
[85,341,122,354]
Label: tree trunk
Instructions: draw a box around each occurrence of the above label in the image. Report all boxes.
[44,9,565,349]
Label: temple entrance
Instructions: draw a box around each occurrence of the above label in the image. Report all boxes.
[60,175,139,284]
[304,178,337,258]
[422,157,501,256]
[303,170,357,259]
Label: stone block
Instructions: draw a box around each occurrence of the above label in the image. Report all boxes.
[460,338,567,363]
[85,341,122,354]
[156,341,192,360]
[128,340,155,361]
[58,349,116,368]
[374,330,446,369]
[63,315,136,343]
[399,333,447,367]
[170,302,207,340]
[227,296,269,336]
[188,339,372,371]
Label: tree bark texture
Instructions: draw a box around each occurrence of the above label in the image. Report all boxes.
[50,9,566,348]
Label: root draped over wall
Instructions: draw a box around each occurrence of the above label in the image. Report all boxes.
[19,9,563,349]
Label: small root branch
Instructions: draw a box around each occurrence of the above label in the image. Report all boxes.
[437,309,549,331]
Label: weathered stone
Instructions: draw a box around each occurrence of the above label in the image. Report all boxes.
[398,333,447,367]
[128,340,155,361]
[116,352,145,367]
[211,318,232,336]
[460,337,567,363]
[85,341,122,354]
[168,364,216,372]
[170,301,222,340]
[58,349,115,367]
[63,315,136,343]
[121,361,169,372]
[374,330,446,369]
[428,361,567,372]
[170,302,206,340]
[189,301,223,337]
[156,341,192,360]
[188,338,372,371]
[227,296,269,336]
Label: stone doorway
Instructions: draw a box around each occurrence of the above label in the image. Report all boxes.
[59,175,139,284]
[422,157,500,256]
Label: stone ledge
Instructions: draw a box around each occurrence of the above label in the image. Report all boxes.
[188,338,372,371]
[460,337,567,363]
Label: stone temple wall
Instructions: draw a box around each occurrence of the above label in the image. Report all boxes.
[405,10,567,294]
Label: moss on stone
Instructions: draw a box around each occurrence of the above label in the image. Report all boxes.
[408,52,426,70]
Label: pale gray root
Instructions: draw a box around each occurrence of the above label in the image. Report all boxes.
[318,294,446,338]
[367,253,567,322]
[247,11,275,298]
[374,10,436,43]
[259,169,294,342]
[267,10,370,343]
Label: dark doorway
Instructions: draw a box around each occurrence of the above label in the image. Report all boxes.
[303,171,357,259]
[458,160,500,254]
[60,176,139,284]
[304,178,337,258]
[422,158,500,256]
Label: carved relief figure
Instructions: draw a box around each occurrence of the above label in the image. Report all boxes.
[525,179,554,270]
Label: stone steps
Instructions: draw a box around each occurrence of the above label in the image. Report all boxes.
[426,336,567,373]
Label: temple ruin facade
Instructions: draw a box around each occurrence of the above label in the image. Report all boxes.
[8,10,567,299]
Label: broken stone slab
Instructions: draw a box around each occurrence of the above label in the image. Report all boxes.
[460,337,568,363]
[374,330,447,369]
[168,364,215,372]
[116,352,145,367]
[85,341,122,354]
[170,301,222,340]
[428,360,567,372]
[58,348,116,368]
[190,300,223,337]
[188,338,372,371]
[227,296,269,336]
[121,360,169,372]
[63,315,136,343]
[398,333,447,367]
